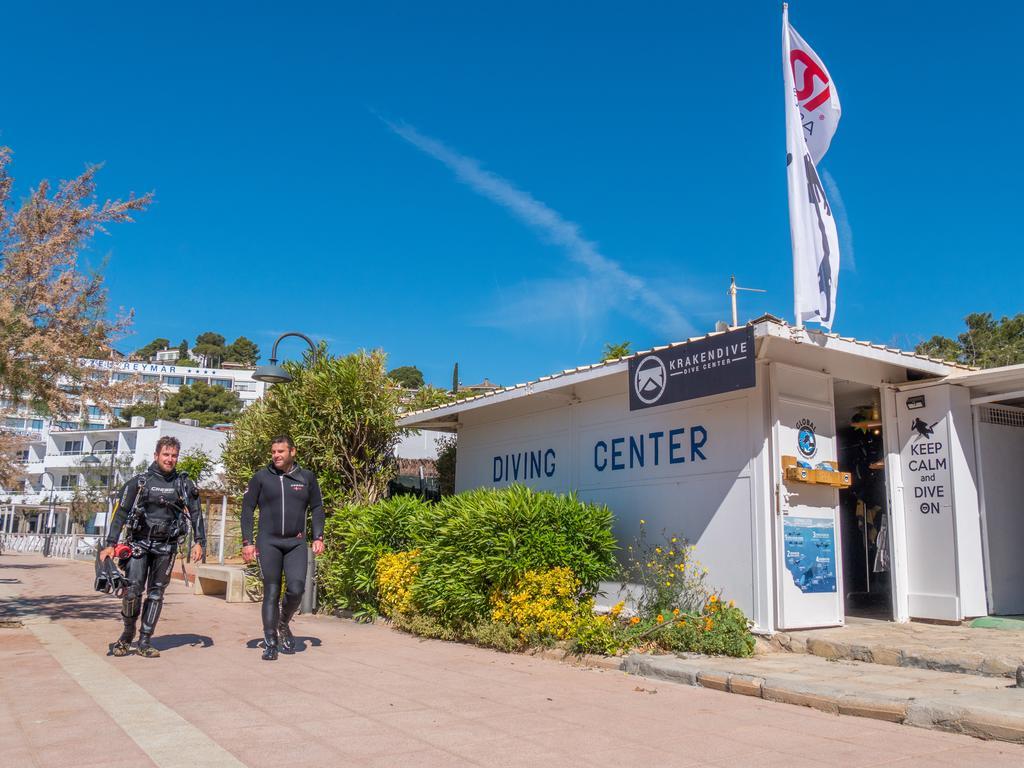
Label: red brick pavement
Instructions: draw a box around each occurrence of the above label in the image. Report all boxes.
[2,554,1024,768]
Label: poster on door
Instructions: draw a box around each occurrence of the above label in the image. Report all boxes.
[783,516,837,594]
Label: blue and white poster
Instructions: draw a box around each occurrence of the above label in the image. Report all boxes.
[783,517,837,594]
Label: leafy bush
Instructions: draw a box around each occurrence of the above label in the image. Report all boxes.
[571,603,637,656]
[620,521,710,619]
[376,550,420,617]
[222,347,406,509]
[660,596,755,657]
[411,485,617,625]
[317,495,430,619]
[390,611,525,653]
[491,567,594,642]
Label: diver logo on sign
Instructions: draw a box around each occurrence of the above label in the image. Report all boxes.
[633,356,667,405]
[796,418,818,459]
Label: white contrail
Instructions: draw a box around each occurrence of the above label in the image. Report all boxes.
[383,118,694,338]
[822,169,856,272]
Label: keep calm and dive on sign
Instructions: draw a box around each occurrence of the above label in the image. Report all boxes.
[627,327,756,411]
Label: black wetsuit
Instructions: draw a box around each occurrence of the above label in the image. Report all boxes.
[106,463,205,646]
[241,463,324,635]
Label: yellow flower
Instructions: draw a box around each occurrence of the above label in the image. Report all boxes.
[672,608,680,616]
[729,600,735,608]
[671,537,678,543]
[656,614,664,623]
[668,551,675,557]
[705,618,714,631]
[655,547,662,554]
[665,581,671,587]
[630,616,640,625]
[640,519,646,524]
[709,594,718,603]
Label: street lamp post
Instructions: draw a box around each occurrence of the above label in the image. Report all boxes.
[252,332,320,615]
[252,332,319,385]
[82,438,119,544]
[40,470,56,557]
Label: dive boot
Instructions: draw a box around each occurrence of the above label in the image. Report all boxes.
[262,631,279,661]
[111,639,133,657]
[136,635,161,658]
[112,626,136,659]
[278,621,295,653]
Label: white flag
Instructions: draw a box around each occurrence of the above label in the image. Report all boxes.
[783,5,841,330]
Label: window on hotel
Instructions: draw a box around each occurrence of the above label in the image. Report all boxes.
[87,405,102,417]
[59,474,76,491]
[142,374,160,383]
[30,419,43,430]
[211,378,232,389]
[233,382,255,392]
[62,439,83,454]
[113,372,132,382]
[186,377,208,386]
[163,375,184,386]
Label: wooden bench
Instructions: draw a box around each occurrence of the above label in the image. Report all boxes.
[193,564,248,602]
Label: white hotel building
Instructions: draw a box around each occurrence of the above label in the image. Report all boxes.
[1,357,268,534]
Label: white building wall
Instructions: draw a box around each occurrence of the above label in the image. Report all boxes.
[455,375,770,630]
[975,406,1024,615]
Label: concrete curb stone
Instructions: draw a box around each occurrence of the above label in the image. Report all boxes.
[782,627,1024,679]
[618,652,1024,745]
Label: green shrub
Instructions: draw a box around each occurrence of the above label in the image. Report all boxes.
[390,611,525,653]
[571,613,634,656]
[491,567,594,642]
[660,597,755,657]
[317,495,431,619]
[411,485,618,625]
[620,521,710,620]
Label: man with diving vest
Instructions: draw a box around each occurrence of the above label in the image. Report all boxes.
[99,436,205,657]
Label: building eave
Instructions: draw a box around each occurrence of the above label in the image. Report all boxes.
[398,316,965,429]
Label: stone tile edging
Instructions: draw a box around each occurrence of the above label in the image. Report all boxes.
[619,653,1024,745]
[772,631,1024,679]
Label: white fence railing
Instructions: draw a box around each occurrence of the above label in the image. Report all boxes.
[1,532,100,559]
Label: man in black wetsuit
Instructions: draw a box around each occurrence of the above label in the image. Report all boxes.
[241,435,324,661]
[99,436,205,658]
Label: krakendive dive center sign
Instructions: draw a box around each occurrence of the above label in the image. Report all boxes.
[628,327,756,411]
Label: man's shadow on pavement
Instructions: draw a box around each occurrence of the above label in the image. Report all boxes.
[153,633,214,651]
[246,636,322,654]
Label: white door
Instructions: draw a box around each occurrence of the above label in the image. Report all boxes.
[771,363,844,629]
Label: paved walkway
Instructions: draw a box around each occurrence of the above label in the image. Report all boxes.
[773,616,1024,678]
[2,555,1024,767]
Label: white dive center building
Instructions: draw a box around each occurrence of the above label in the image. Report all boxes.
[400,316,1024,633]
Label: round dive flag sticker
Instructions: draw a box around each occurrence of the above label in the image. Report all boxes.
[796,418,818,459]
[634,356,667,405]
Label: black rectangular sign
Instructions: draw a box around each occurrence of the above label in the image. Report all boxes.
[627,326,756,411]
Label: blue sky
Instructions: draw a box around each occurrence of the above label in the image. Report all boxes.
[4,2,1021,387]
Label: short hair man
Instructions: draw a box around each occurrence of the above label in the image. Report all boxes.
[241,435,324,660]
[100,436,205,657]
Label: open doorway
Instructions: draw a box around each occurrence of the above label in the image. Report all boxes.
[834,381,893,620]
